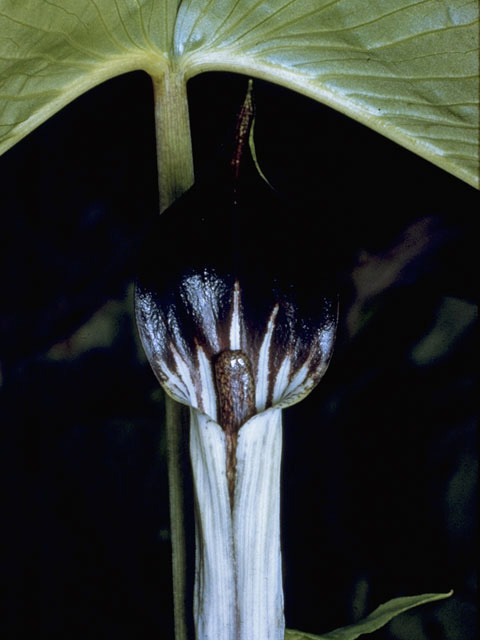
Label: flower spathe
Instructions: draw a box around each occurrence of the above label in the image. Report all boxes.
[136,255,336,640]
[136,269,337,421]
[135,115,338,637]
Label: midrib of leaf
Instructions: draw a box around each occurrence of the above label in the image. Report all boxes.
[180,50,477,186]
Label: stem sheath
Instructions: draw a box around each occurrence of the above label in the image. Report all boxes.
[152,68,195,638]
[153,70,194,212]
[165,396,189,640]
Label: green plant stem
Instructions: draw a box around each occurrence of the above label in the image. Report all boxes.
[165,396,189,640]
[153,69,194,213]
[152,68,195,639]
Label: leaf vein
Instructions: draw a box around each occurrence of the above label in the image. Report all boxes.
[369,19,479,52]
[415,133,478,145]
[347,93,478,108]
[202,0,244,47]
[237,0,431,47]
[40,0,90,31]
[386,115,477,128]
[219,0,339,49]
[0,53,92,70]
[0,11,109,60]
[291,66,478,81]
[86,0,131,53]
[0,89,62,101]
[113,0,144,51]
[135,0,157,51]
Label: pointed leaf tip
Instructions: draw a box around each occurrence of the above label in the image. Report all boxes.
[285,590,453,640]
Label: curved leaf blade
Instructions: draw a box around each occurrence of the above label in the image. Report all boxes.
[285,591,453,640]
[177,0,479,188]
[0,0,478,187]
[0,0,176,153]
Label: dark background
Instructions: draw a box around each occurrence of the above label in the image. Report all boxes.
[0,71,477,638]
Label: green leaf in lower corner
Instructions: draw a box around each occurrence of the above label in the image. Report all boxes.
[285,591,453,640]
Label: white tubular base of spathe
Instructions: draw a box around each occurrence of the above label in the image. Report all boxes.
[189,408,284,640]
[189,411,235,639]
[234,408,284,640]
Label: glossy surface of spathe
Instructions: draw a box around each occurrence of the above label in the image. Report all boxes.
[135,176,337,425]
[136,272,336,420]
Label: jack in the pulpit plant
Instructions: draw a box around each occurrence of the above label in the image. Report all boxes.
[136,254,337,640]
[135,105,338,638]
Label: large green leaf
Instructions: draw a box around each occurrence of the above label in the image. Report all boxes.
[0,0,478,187]
[0,0,177,151]
[285,591,453,640]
